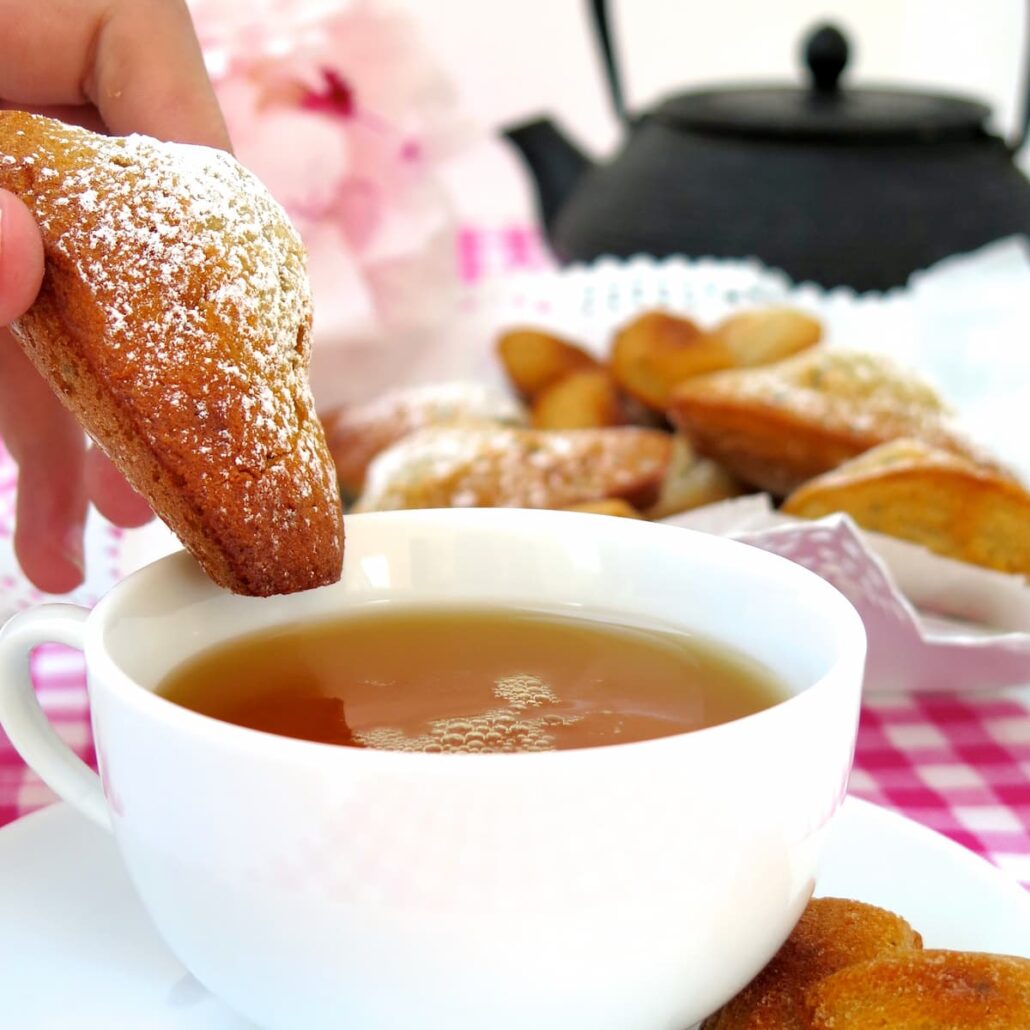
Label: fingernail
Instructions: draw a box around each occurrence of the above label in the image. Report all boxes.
[0,203,5,262]
[62,525,85,576]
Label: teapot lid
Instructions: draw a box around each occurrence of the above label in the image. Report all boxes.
[654,24,990,142]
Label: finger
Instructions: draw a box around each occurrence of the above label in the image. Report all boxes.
[0,191,44,325]
[84,446,153,527]
[89,0,231,149]
[0,330,70,463]
[0,0,230,150]
[0,331,88,592]
[14,443,89,595]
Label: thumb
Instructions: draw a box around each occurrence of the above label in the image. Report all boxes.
[0,190,44,326]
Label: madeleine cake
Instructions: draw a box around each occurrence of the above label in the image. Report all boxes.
[783,438,1030,576]
[0,111,343,595]
[354,425,673,513]
[669,348,995,496]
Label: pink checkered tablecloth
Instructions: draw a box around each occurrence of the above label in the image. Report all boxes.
[1,226,1028,895]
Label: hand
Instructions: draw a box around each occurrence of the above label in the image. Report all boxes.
[0,0,231,593]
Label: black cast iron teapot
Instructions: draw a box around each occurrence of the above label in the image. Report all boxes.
[506,2,1030,291]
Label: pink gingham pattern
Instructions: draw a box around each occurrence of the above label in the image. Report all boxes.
[456,225,551,283]
[0,645,95,828]
[1,226,1028,896]
[849,694,1030,887]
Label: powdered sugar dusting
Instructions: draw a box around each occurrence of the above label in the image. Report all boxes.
[1,113,342,590]
[355,425,671,511]
[674,346,1003,471]
[803,436,1004,486]
[698,348,950,437]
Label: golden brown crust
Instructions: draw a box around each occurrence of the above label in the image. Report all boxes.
[495,328,600,399]
[701,898,923,1029]
[805,950,1030,1029]
[0,111,343,595]
[353,426,673,513]
[783,439,1030,576]
[668,348,992,496]
[530,369,627,429]
[562,498,643,519]
[711,307,822,367]
[611,310,731,411]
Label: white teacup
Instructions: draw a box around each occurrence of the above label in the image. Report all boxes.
[0,509,864,1029]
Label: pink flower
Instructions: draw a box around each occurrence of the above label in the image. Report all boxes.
[187,0,474,357]
[300,69,357,119]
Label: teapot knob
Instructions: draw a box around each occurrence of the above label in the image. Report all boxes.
[804,23,849,94]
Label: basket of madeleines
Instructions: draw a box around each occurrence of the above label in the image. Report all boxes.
[320,307,1030,581]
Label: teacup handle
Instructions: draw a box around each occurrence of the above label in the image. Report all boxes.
[0,605,110,830]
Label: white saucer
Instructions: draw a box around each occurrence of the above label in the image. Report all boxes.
[1,797,1028,1029]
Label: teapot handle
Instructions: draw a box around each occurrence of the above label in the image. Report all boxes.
[589,0,1030,152]
[590,0,628,125]
[1016,0,1030,153]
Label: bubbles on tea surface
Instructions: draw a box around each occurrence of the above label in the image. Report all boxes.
[492,673,557,710]
[356,710,550,753]
[353,673,581,753]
